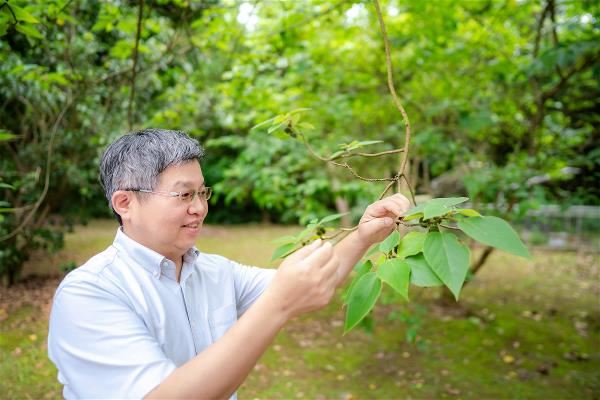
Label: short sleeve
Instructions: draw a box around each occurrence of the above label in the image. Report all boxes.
[48,279,176,399]
[230,263,276,317]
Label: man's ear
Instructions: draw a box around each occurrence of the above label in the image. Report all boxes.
[112,190,134,222]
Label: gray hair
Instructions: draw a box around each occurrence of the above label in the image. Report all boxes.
[100,128,205,224]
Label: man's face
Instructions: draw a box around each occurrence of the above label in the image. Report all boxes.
[123,160,208,262]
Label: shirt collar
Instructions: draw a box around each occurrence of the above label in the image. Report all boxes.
[112,228,200,280]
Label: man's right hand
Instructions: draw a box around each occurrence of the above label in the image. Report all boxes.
[266,239,339,320]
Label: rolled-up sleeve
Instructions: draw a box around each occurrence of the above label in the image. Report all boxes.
[48,280,176,399]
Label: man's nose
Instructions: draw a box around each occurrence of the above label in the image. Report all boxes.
[188,193,207,213]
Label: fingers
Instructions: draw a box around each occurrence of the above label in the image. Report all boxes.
[303,241,334,268]
[391,193,412,212]
[365,194,411,220]
[283,239,323,264]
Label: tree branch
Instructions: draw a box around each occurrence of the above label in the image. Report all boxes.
[373,0,412,186]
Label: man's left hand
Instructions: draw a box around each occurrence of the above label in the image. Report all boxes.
[356,193,412,247]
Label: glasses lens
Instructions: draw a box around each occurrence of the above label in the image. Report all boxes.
[179,192,193,202]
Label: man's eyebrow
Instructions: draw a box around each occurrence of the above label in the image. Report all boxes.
[171,180,205,188]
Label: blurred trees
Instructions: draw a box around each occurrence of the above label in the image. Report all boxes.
[0,0,598,284]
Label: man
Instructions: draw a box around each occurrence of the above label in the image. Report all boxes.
[48,128,410,398]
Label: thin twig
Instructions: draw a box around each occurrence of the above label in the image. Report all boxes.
[330,161,397,182]
[400,173,417,205]
[379,175,400,200]
[339,148,404,158]
[299,134,330,162]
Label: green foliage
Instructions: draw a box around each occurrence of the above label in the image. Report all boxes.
[376,258,410,301]
[270,212,348,260]
[378,230,400,255]
[395,231,426,259]
[273,196,530,332]
[406,254,443,287]
[458,216,531,259]
[343,272,381,334]
[423,232,470,300]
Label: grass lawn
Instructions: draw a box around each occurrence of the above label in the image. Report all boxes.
[1,220,599,399]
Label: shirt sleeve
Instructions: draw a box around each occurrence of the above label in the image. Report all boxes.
[48,278,176,399]
[230,262,276,317]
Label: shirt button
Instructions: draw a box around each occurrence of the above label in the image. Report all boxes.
[153,270,160,278]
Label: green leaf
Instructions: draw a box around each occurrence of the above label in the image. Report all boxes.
[356,140,384,147]
[378,230,400,254]
[288,107,312,115]
[406,254,443,287]
[341,140,359,150]
[458,216,530,258]
[110,39,133,59]
[271,235,298,245]
[15,23,44,39]
[11,5,40,23]
[423,197,469,220]
[0,16,9,37]
[0,183,15,190]
[403,212,423,221]
[250,116,278,131]
[0,129,18,141]
[271,130,291,140]
[365,244,379,258]
[290,114,300,125]
[403,203,425,218]
[297,122,314,130]
[424,232,470,300]
[268,122,286,134]
[329,150,346,159]
[344,272,382,334]
[319,212,348,224]
[377,258,410,301]
[353,259,373,273]
[295,223,318,242]
[455,208,481,217]
[396,231,426,259]
[271,242,296,261]
[44,72,70,86]
[343,260,373,304]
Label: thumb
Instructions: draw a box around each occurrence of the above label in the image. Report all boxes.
[363,216,394,236]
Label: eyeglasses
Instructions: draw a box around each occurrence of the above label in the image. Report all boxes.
[125,187,212,203]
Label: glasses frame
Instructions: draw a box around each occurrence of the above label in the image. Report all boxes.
[124,187,212,203]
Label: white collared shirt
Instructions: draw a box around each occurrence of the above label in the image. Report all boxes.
[48,228,275,399]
